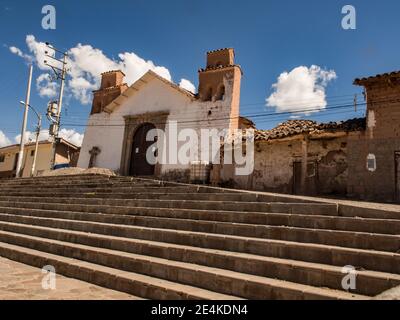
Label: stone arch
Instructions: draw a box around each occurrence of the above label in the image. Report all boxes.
[120,111,169,176]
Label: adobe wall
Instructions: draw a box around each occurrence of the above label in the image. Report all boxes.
[348,79,400,202]
[232,135,349,197]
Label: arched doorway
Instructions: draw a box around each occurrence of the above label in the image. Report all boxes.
[129,123,156,176]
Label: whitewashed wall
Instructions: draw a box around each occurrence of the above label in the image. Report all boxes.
[78,75,235,174]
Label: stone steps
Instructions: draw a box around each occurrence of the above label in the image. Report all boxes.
[0,220,397,296]
[0,186,210,194]
[0,195,337,215]
[0,181,163,189]
[0,192,260,202]
[0,204,399,235]
[0,241,238,300]
[0,210,398,253]
[0,174,399,299]
[0,230,368,300]
[0,210,398,274]
[0,176,115,186]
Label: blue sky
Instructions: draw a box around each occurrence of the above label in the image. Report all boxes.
[1,0,400,145]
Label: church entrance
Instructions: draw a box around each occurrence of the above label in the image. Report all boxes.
[129,123,156,176]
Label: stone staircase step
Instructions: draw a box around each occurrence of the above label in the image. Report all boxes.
[0,230,368,300]
[0,241,239,300]
[0,192,261,202]
[0,211,397,252]
[0,186,207,194]
[0,214,398,274]
[0,196,338,215]
[0,204,398,235]
[0,174,105,183]
[0,220,396,296]
[0,181,162,189]
[0,176,113,186]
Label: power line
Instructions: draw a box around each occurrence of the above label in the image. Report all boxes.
[63,93,359,116]
[59,102,368,128]
[63,92,400,129]
[60,96,361,123]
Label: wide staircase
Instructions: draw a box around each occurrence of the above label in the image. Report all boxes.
[0,174,399,300]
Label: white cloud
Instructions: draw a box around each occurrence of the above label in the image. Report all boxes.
[266,65,337,114]
[14,130,50,145]
[179,79,196,93]
[14,128,83,147]
[68,76,97,105]
[36,73,58,98]
[0,131,11,147]
[9,46,32,62]
[58,128,84,147]
[9,35,179,105]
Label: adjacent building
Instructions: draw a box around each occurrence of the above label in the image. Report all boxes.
[0,139,80,178]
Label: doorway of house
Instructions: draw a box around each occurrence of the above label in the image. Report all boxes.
[292,160,317,195]
[293,161,302,195]
[129,123,156,176]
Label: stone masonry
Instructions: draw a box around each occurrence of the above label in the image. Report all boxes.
[0,174,398,300]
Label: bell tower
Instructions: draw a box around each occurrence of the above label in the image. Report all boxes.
[198,48,242,130]
[91,70,128,115]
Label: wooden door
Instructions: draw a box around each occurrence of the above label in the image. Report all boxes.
[129,123,156,176]
[293,161,302,195]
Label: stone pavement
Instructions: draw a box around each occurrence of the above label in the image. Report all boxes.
[0,257,139,300]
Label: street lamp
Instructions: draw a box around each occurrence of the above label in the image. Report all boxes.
[19,101,42,177]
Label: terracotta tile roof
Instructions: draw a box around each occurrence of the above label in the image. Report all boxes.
[254,118,366,141]
[354,71,400,85]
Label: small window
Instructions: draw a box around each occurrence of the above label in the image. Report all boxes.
[30,150,35,157]
[0,154,5,163]
[367,154,376,172]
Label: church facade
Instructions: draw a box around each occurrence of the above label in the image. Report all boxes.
[78,48,242,181]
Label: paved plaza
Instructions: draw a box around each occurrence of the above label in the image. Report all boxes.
[0,257,139,300]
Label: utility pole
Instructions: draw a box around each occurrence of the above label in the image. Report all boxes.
[19,101,42,177]
[31,116,42,177]
[16,64,33,178]
[44,42,68,170]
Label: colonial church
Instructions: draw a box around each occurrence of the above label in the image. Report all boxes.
[78,48,400,203]
[78,48,242,181]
